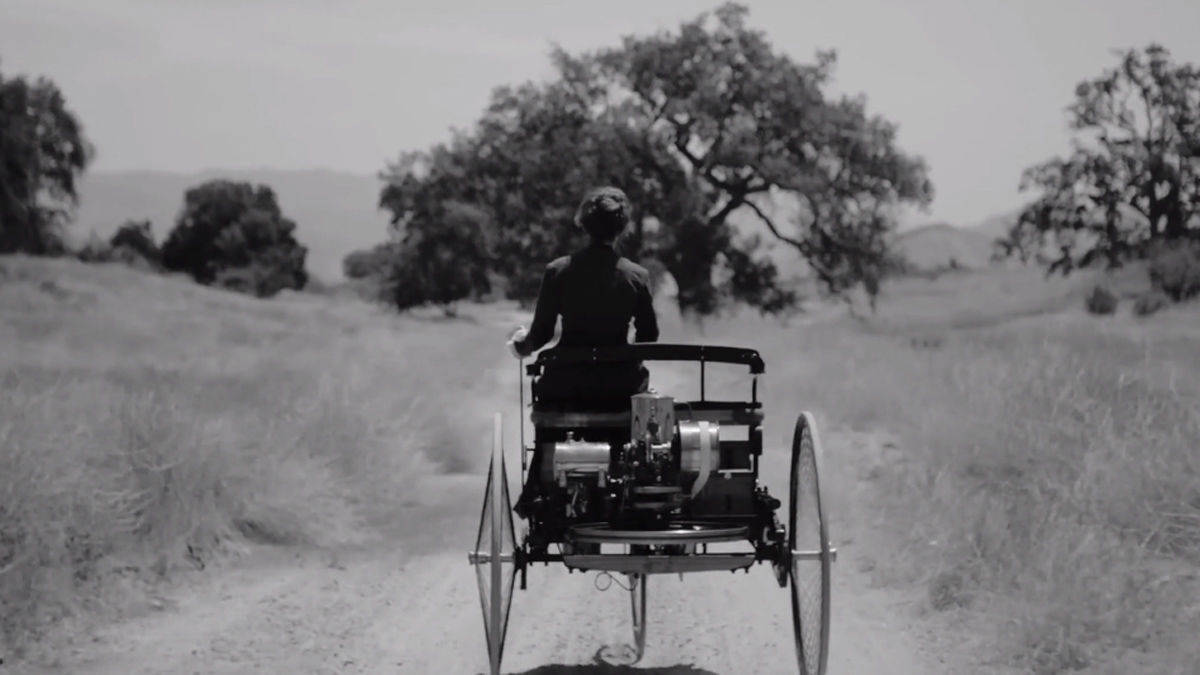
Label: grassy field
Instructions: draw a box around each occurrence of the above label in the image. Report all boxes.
[2,255,1197,672]
[0,255,514,651]
[693,269,1200,673]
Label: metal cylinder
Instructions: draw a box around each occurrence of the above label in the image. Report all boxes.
[678,420,720,474]
[631,392,675,445]
[543,437,611,486]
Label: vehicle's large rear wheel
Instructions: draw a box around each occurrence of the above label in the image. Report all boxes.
[468,413,517,675]
[788,412,833,675]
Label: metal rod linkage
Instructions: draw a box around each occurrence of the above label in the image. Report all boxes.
[519,357,526,478]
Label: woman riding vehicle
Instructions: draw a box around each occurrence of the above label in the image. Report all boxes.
[506,186,659,409]
[508,187,658,519]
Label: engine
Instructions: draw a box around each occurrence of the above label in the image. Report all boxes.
[541,392,721,528]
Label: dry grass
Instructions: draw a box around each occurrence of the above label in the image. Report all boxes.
[0,255,511,649]
[694,274,1200,673]
[4,253,1196,672]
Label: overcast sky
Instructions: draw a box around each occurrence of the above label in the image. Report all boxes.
[3,0,1199,226]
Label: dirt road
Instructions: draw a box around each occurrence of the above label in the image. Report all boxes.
[25,427,956,675]
[16,330,964,674]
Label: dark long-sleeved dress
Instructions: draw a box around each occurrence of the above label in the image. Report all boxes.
[514,242,658,409]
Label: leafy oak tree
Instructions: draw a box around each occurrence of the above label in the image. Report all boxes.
[161,180,308,297]
[379,199,493,311]
[0,65,92,254]
[376,3,930,313]
[585,3,931,301]
[1000,45,1200,274]
[378,83,693,306]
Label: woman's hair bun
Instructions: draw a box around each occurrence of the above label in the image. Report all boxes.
[594,194,622,212]
[576,187,631,241]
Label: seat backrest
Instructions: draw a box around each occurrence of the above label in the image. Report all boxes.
[531,409,631,429]
[675,401,764,426]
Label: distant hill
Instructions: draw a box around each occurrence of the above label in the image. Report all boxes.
[972,209,1019,239]
[74,169,391,281]
[894,222,998,271]
[72,171,1027,281]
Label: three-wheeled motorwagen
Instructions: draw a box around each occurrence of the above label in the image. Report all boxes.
[468,343,835,674]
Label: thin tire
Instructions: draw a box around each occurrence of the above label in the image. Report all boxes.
[469,414,516,675]
[630,573,647,661]
[488,414,503,675]
[788,412,832,675]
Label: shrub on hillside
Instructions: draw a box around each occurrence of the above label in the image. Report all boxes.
[1148,240,1200,302]
[1085,284,1118,314]
[74,221,162,271]
[212,246,307,297]
[109,219,160,266]
[374,200,493,312]
[107,244,160,272]
[1133,291,1170,317]
[161,180,307,298]
[342,243,397,280]
[74,232,113,263]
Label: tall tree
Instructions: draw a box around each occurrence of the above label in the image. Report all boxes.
[586,3,931,300]
[161,180,308,297]
[1000,45,1200,273]
[0,66,92,254]
[378,198,494,311]
[377,3,930,313]
[380,82,693,305]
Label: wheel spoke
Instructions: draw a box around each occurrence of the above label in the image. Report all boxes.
[468,413,517,675]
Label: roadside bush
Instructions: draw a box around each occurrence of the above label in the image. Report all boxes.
[1148,240,1200,301]
[161,180,307,297]
[211,246,307,297]
[109,220,160,266]
[342,243,397,280]
[107,244,160,272]
[1133,291,1169,317]
[1084,284,1118,314]
[370,201,493,312]
[74,232,113,263]
[76,221,162,271]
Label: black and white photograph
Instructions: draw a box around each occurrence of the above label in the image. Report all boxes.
[1,1,1198,673]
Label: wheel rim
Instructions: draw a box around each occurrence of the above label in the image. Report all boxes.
[789,412,832,675]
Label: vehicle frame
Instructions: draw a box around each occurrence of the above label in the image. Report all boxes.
[468,343,835,674]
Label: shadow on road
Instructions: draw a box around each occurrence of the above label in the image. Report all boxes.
[509,649,719,675]
[511,662,715,667]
